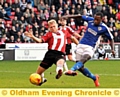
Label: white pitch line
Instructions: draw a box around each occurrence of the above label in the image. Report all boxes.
[0,70,120,76]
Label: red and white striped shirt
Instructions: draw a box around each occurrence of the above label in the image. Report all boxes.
[59,26,75,44]
[41,30,71,53]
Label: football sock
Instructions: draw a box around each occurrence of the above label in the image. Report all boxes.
[64,62,68,71]
[56,64,63,73]
[70,61,83,71]
[80,68,96,81]
[41,73,45,82]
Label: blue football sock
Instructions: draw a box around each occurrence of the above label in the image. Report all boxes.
[70,61,83,71]
[80,68,96,81]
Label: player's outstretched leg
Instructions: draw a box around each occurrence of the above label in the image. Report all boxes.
[64,70,77,76]
[79,68,100,87]
[94,74,100,87]
[64,61,83,76]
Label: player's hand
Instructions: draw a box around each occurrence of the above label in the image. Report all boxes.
[24,31,33,38]
[111,50,115,58]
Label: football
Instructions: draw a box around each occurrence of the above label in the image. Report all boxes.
[29,73,42,85]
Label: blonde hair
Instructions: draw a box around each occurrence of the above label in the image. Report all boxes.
[48,19,57,26]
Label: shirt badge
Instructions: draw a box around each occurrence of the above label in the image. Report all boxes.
[98,27,102,31]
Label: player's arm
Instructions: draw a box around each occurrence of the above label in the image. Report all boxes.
[73,32,82,40]
[70,36,79,45]
[62,14,94,21]
[104,27,115,56]
[24,31,43,43]
[62,14,82,19]
[109,39,115,56]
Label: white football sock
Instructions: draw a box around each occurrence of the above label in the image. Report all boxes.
[64,62,68,71]
[56,64,63,74]
[41,73,45,82]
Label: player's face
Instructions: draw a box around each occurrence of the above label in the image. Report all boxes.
[49,23,58,32]
[94,15,102,26]
[60,19,67,26]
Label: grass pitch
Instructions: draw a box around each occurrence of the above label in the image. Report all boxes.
[0,60,120,88]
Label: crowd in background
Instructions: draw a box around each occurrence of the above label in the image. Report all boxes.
[0,0,120,48]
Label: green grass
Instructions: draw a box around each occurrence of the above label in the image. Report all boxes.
[0,60,120,88]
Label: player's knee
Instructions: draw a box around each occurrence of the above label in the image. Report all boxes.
[56,59,65,65]
[78,66,84,71]
[80,54,91,63]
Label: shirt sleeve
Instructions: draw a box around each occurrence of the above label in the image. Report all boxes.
[41,32,51,42]
[82,15,94,21]
[67,26,75,34]
[104,26,114,40]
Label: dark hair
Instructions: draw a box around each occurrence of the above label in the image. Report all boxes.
[95,12,103,19]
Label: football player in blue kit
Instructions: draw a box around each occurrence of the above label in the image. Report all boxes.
[63,12,115,87]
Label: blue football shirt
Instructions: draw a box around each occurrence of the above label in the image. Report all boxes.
[80,15,113,48]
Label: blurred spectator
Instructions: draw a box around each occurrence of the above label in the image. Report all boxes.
[15,37,22,43]
[20,0,27,11]
[19,16,27,27]
[39,9,45,20]
[15,7,23,20]
[51,7,57,18]
[70,4,77,14]
[57,7,63,15]
[9,35,15,43]
[30,12,37,24]
[0,0,4,5]
[114,31,120,42]
[103,16,110,26]
[0,34,8,48]
[101,6,109,16]
[36,14,42,25]
[12,16,19,26]
[4,28,10,38]
[108,17,115,27]
[107,6,115,20]
[64,9,70,15]
[86,4,93,16]
[27,0,34,7]
[9,26,17,38]
[24,13,32,24]
[44,9,49,20]
[15,31,24,42]
[96,2,102,12]
[32,21,40,35]
[11,0,20,11]
[37,0,46,11]
[3,2,11,16]
[70,8,76,15]
[0,22,5,39]
[76,4,83,14]
[23,8,31,17]
[115,19,120,30]
[114,0,120,10]
[15,22,20,32]
[1,8,10,20]
[92,3,98,16]
[116,9,120,21]
[97,44,106,60]
[69,18,76,30]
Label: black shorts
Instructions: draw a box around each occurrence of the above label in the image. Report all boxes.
[65,44,72,55]
[40,50,65,69]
